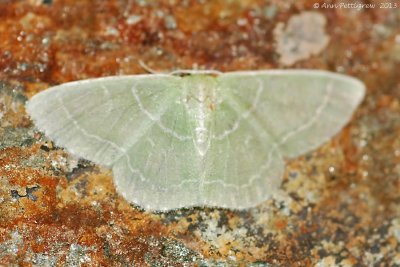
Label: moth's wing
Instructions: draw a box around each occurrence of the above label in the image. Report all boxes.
[204,70,365,209]
[109,78,207,211]
[26,75,181,166]
[27,75,204,210]
[218,70,365,159]
[197,84,285,210]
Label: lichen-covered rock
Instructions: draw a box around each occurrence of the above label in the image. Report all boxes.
[0,0,399,266]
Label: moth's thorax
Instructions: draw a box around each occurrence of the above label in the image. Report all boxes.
[180,75,220,156]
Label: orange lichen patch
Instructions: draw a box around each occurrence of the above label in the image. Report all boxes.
[57,168,114,205]
[23,82,49,97]
[19,205,166,265]
[0,0,281,82]
[0,149,170,265]
[377,94,394,109]
[0,146,57,223]
[274,217,288,231]
[0,140,176,265]
[175,1,233,33]
[340,126,362,175]
[0,88,30,129]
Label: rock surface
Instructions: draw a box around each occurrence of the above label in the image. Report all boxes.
[0,0,399,266]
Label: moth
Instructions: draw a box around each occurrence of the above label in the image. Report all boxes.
[26,70,365,211]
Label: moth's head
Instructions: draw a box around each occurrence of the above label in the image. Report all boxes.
[170,69,222,77]
[179,73,220,92]
[177,72,221,111]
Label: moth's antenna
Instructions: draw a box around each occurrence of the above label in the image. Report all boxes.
[138,60,165,74]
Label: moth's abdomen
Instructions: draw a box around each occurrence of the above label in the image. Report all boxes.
[181,75,220,156]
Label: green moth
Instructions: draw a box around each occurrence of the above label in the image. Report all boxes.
[26,70,365,211]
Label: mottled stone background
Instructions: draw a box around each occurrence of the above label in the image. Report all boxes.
[0,0,399,266]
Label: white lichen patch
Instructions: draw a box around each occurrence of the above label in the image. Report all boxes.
[65,243,94,267]
[389,218,400,242]
[0,230,23,257]
[315,256,336,267]
[274,11,330,66]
